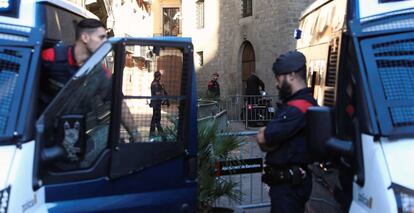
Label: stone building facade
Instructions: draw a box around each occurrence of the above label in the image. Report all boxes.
[182,0,314,97]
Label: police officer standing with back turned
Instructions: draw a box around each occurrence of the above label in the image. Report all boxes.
[256,51,317,213]
[149,71,165,138]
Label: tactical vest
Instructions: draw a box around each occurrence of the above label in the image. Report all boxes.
[41,45,79,105]
[265,93,318,166]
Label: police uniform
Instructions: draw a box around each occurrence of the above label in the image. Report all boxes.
[40,45,80,108]
[207,79,220,97]
[263,51,317,213]
[39,45,111,112]
[245,73,265,104]
[150,72,164,136]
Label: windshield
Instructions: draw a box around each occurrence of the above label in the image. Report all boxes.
[360,31,414,136]
[359,0,414,21]
[0,48,23,137]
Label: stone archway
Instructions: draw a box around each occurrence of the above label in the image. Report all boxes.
[241,41,255,95]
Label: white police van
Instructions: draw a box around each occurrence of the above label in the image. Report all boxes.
[297,0,414,212]
[0,1,198,212]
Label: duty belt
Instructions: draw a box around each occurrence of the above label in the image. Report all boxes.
[262,165,308,186]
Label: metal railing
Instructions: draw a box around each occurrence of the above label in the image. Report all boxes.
[215,131,271,211]
[197,99,228,132]
[198,100,271,211]
[224,95,278,129]
[198,99,220,119]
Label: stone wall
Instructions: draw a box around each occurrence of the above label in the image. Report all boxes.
[183,0,315,97]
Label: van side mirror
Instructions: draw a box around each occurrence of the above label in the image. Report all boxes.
[307,107,354,160]
[306,106,333,161]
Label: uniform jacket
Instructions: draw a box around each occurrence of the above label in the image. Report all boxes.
[40,45,111,110]
[40,45,79,105]
[207,80,220,97]
[264,88,317,166]
[150,79,164,108]
[245,74,265,96]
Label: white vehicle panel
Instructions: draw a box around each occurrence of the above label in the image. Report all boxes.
[359,0,414,20]
[0,0,35,27]
[6,141,46,213]
[350,134,396,213]
[0,145,16,189]
[381,138,414,190]
[36,0,98,19]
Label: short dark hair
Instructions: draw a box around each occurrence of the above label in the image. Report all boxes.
[75,18,105,40]
[295,66,307,81]
[154,71,161,79]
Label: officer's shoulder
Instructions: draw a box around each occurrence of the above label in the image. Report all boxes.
[276,105,305,119]
[41,48,55,62]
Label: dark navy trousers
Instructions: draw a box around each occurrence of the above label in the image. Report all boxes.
[269,175,312,213]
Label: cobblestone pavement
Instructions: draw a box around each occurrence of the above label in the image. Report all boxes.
[215,122,344,213]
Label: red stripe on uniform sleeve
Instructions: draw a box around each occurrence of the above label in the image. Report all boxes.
[41,48,55,62]
[287,99,313,113]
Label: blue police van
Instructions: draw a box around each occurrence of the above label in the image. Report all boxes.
[0,0,198,212]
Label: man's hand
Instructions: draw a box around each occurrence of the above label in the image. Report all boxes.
[256,127,276,152]
[256,127,266,145]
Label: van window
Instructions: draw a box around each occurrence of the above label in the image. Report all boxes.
[40,3,84,46]
[120,45,183,143]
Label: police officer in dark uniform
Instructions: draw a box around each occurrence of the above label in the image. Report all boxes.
[40,18,107,109]
[256,51,317,213]
[207,72,220,99]
[245,70,265,104]
[150,71,165,137]
[39,18,141,143]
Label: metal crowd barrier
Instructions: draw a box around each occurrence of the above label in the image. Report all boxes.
[198,99,228,131]
[197,99,220,119]
[198,101,271,211]
[224,95,279,129]
[214,131,271,211]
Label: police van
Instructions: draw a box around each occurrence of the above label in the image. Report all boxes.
[296,0,414,212]
[0,0,198,212]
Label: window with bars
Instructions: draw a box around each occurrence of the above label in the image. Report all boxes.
[163,8,181,36]
[196,0,205,29]
[242,0,252,18]
[197,51,203,66]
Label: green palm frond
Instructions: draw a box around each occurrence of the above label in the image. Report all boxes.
[197,119,246,209]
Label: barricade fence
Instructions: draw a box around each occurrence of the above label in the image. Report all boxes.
[224,95,279,129]
[197,99,228,133]
[197,99,271,210]
[198,99,220,119]
[213,131,271,211]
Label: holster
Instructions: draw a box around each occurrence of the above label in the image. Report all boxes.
[262,165,308,186]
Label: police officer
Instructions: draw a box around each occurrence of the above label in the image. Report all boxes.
[40,18,141,142]
[245,70,265,104]
[256,51,317,213]
[207,72,220,99]
[150,71,165,138]
[40,18,108,107]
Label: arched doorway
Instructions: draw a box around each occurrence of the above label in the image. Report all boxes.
[241,42,255,94]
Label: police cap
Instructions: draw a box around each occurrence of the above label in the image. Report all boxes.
[272,51,306,75]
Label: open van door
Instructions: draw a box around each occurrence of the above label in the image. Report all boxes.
[34,37,198,212]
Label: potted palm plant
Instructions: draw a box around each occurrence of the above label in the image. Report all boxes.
[197,120,245,212]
